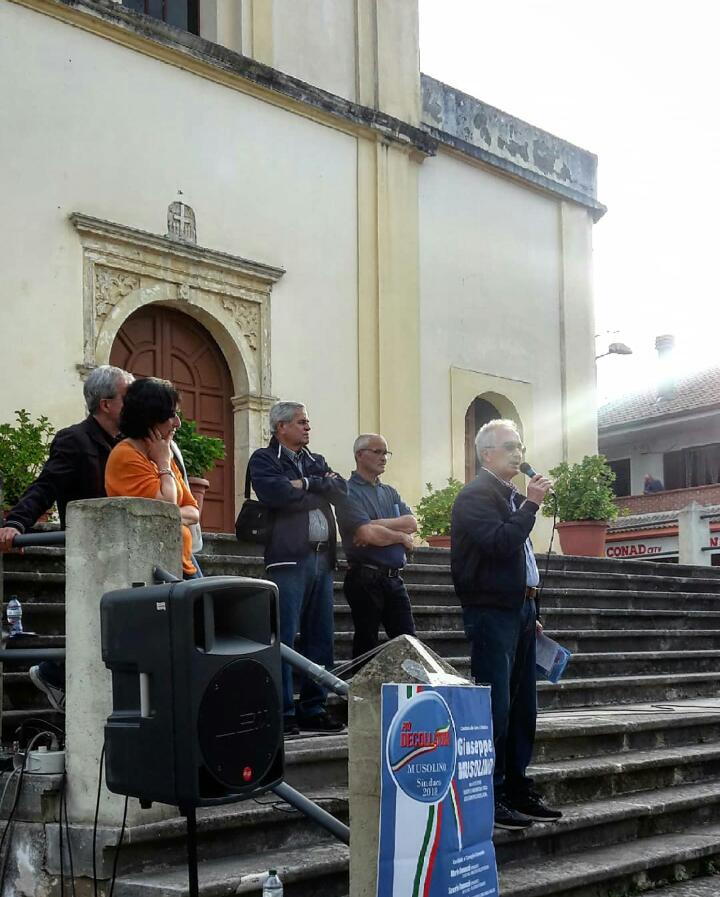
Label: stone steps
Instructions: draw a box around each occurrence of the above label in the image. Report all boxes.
[331,604,720,632]
[333,628,720,659]
[6,538,720,897]
[83,699,720,897]
[644,876,720,895]
[87,701,720,897]
[498,823,720,897]
[536,672,720,710]
[494,781,720,864]
[113,842,349,897]
[447,650,720,679]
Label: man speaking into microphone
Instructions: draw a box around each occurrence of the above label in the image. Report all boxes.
[451,419,561,830]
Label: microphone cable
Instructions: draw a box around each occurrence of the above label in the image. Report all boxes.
[538,490,559,612]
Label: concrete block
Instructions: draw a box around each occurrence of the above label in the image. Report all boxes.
[347,634,467,897]
[64,498,182,829]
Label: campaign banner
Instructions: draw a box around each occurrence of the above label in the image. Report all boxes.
[377,684,498,897]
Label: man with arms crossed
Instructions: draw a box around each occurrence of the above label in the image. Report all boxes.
[0,365,133,709]
[249,401,347,735]
[451,419,561,830]
[337,434,417,659]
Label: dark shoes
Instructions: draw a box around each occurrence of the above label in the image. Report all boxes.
[508,791,562,822]
[297,710,344,733]
[494,792,562,830]
[283,717,300,737]
[493,800,533,831]
[29,665,65,713]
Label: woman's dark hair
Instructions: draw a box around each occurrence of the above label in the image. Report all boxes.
[120,377,180,439]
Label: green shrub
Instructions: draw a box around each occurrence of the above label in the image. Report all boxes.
[173,418,225,478]
[541,455,619,522]
[416,478,463,539]
[0,410,56,509]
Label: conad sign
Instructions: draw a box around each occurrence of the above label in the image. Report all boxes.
[606,533,720,559]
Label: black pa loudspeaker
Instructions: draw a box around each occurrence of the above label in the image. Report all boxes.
[100,576,284,807]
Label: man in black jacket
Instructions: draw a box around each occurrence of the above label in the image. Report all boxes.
[249,401,347,735]
[451,419,560,830]
[0,364,133,710]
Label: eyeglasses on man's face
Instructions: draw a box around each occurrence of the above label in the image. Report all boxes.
[492,441,525,454]
[362,449,393,458]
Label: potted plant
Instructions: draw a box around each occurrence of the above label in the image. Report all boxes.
[0,410,55,515]
[542,454,618,557]
[416,478,463,548]
[173,418,225,514]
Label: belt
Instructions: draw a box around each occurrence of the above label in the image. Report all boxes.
[351,563,402,579]
[309,541,329,552]
[525,586,538,599]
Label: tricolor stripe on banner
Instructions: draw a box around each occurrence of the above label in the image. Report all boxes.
[411,802,442,897]
[449,780,463,850]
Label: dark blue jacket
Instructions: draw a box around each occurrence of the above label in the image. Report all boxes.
[248,437,348,568]
[450,468,539,611]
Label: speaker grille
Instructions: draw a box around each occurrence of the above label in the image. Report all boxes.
[197,657,281,790]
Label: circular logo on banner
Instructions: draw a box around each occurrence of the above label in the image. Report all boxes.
[386,691,457,803]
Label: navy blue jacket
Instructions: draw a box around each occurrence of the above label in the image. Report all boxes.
[248,437,348,568]
[450,467,539,611]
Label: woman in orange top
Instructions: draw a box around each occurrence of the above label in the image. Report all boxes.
[105,377,200,578]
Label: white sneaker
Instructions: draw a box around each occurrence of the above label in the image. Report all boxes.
[28,666,65,713]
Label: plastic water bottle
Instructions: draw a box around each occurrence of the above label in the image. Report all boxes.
[262,870,283,897]
[6,596,23,636]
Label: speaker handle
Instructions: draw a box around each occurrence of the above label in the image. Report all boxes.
[139,673,151,718]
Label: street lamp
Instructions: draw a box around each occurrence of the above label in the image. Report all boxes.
[595,342,633,360]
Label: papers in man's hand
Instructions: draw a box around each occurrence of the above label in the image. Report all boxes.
[536,632,571,684]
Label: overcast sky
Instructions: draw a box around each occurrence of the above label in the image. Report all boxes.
[419,0,719,403]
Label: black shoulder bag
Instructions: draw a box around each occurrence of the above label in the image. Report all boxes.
[235,465,273,544]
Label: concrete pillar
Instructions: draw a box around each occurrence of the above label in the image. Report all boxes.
[678,501,711,567]
[348,635,467,897]
[65,497,183,827]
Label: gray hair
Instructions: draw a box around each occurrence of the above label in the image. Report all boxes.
[475,418,520,463]
[269,401,306,434]
[84,365,134,414]
[353,433,382,458]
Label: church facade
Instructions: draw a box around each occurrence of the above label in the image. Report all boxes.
[1,0,604,543]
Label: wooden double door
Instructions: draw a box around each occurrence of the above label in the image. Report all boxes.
[110,306,235,533]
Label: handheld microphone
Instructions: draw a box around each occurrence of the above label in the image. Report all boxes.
[520,461,554,495]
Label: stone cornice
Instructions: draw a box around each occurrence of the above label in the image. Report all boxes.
[70,213,285,286]
[11,0,437,157]
[422,75,606,220]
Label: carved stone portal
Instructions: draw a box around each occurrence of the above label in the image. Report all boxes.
[71,212,284,512]
[94,268,140,319]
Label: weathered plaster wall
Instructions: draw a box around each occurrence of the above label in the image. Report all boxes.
[418,150,597,548]
[270,0,358,102]
[0,1,358,471]
[419,150,562,479]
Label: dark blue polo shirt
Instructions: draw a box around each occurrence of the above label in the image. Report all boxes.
[336,471,412,568]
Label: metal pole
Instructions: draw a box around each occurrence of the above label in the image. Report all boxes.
[182,805,200,897]
[280,644,349,697]
[271,781,349,845]
[12,532,66,548]
[153,565,182,584]
[0,648,65,662]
